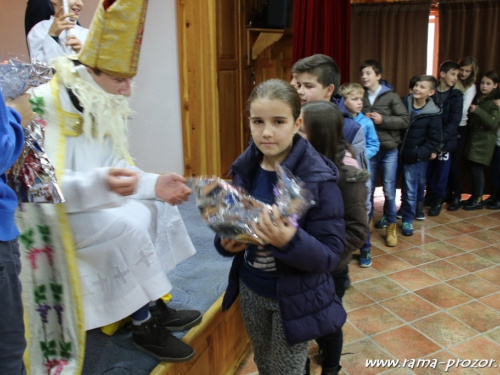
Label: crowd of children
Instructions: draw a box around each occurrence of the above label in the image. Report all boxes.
[215,54,499,375]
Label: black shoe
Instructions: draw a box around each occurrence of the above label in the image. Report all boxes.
[322,365,342,375]
[132,317,195,362]
[447,197,462,211]
[150,299,202,331]
[463,197,484,210]
[415,202,425,220]
[428,199,443,216]
[487,200,500,210]
[483,194,497,205]
[460,196,474,206]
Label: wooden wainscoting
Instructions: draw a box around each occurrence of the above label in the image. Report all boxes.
[150,295,250,375]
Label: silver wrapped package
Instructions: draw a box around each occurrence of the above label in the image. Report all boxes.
[1,57,64,203]
[193,163,314,245]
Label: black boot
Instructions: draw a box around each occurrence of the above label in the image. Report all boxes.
[447,196,462,211]
[463,196,484,210]
[487,200,500,210]
[150,299,202,331]
[483,193,498,205]
[415,202,425,220]
[322,365,342,375]
[423,193,435,207]
[132,316,195,362]
[428,198,443,216]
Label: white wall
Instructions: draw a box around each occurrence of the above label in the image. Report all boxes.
[0,0,184,175]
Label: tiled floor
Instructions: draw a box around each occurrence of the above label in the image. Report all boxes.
[234,189,500,374]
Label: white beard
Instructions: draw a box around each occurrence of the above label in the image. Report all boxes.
[52,56,134,162]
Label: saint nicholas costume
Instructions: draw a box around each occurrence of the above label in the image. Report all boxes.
[17,0,196,373]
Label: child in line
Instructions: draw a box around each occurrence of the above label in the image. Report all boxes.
[361,59,409,253]
[425,61,463,216]
[448,56,479,210]
[299,100,368,375]
[27,0,88,64]
[292,54,369,173]
[400,75,442,235]
[463,71,500,210]
[397,75,427,221]
[215,79,346,375]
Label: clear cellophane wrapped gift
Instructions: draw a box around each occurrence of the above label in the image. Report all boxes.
[193,163,314,245]
[1,56,64,203]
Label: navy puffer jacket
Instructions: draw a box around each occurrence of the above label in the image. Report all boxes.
[430,87,463,152]
[400,95,442,164]
[214,135,347,345]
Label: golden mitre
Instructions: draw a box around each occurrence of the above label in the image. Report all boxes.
[78,0,149,78]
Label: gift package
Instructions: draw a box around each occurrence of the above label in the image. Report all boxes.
[193,164,314,245]
[1,57,64,203]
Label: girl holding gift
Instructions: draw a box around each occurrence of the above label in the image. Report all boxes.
[214,79,346,375]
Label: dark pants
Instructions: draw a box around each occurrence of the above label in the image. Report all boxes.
[448,126,468,198]
[315,267,348,370]
[469,160,485,197]
[426,152,452,200]
[0,239,26,375]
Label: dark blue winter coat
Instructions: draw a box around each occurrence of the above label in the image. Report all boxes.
[400,95,442,164]
[214,135,347,346]
[430,87,463,152]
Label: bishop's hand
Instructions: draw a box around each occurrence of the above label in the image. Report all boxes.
[107,168,139,196]
[155,173,191,205]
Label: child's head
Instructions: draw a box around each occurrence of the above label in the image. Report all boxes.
[247,79,302,166]
[458,56,479,88]
[479,71,499,97]
[360,60,383,91]
[298,101,344,162]
[438,61,460,88]
[413,75,437,101]
[51,0,84,20]
[291,54,340,104]
[338,83,364,117]
[408,75,420,93]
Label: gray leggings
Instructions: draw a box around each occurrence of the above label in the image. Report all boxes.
[239,281,309,375]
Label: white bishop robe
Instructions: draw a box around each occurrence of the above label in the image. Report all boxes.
[30,68,196,331]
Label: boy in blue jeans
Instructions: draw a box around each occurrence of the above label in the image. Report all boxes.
[360,59,409,259]
[425,61,463,216]
[400,76,442,235]
[0,90,35,375]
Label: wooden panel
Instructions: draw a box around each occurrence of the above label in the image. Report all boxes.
[150,296,251,375]
[177,0,221,177]
[217,0,243,177]
[218,70,242,176]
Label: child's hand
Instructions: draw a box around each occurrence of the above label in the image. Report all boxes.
[252,205,297,250]
[368,112,383,124]
[220,238,246,253]
[429,153,437,160]
[65,35,83,53]
[469,104,477,113]
[49,6,76,37]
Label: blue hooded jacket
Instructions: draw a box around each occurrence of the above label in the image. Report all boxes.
[214,135,347,345]
[332,94,369,171]
[0,89,24,241]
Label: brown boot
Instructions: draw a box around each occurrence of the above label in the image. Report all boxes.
[385,223,398,247]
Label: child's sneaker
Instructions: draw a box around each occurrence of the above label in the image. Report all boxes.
[374,216,388,229]
[402,222,414,236]
[396,209,402,219]
[415,202,425,220]
[359,250,372,267]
